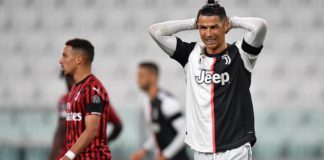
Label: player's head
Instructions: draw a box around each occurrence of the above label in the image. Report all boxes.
[137,62,159,92]
[196,0,229,52]
[59,38,94,75]
[60,70,74,91]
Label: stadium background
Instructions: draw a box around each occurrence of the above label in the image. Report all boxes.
[0,0,323,159]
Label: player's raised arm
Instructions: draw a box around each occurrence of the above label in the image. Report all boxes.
[149,18,196,56]
[230,17,267,49]
[230,17,268,72]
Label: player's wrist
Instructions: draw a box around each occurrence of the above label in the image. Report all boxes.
[64,150,76,160]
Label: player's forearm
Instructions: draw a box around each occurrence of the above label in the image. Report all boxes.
[107,124,122,142]
[149,18,196,56]
[230,16,268,47]
[69,128,97,156]
[149,18,196,37]
[162,118,186,159]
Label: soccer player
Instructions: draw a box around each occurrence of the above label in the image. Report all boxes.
[48,72,122,160]
[131,62,189,160]
[48,72,74,160]
[149,0,268,159]
[59,38,112,160]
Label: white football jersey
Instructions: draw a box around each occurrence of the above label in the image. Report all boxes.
[171,38,262,153]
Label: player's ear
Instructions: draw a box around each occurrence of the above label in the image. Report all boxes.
[76,54,82,65]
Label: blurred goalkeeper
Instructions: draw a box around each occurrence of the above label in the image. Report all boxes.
[131,62,189,160]
[149,0,267,159]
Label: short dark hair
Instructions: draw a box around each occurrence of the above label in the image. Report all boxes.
[65,38,95,65]
[139,62,159,76]
[196,0,227,22]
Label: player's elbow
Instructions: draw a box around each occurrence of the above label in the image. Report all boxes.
[148,24,156,38]
[88,130,98,140]
[148,24,161,40]
[256,18,268,36]
[86,125,99,139]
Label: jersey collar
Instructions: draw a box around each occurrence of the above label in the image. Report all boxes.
[75,74,93,86]
[199,42,230,58]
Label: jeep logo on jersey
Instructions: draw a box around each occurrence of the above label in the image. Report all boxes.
[195,70,230,85]
[66,112,82,121]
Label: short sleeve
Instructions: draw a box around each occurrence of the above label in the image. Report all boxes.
[241,38,263,56]
[171,37,196,67]
[161,98,183,121]
[85,86,105,116]
[235,39,263,72]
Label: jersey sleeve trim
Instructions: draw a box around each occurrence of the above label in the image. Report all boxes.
[86,103,104,115]
[169,112,182,121]
[235,41,259,73]
[171,37,196,67]
[242,39,263,55]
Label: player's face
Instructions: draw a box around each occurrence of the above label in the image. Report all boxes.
[59,46,78,75]
[137,67,152,91]
[197,15,228,51]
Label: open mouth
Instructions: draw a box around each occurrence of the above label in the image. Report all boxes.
[206,40,216,45]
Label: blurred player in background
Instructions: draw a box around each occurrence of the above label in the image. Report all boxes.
[149,0,267,159]
[48,72,74,160]
[48,71,123,160]
[131,62,189,160]
[59,38,112,160]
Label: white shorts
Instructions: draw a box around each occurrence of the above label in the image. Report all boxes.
[194,143,252,160]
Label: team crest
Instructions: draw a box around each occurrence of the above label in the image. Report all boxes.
[222,54,231,65]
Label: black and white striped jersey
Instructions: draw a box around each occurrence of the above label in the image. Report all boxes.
[143,89,188,159]
[172,37,263,153]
